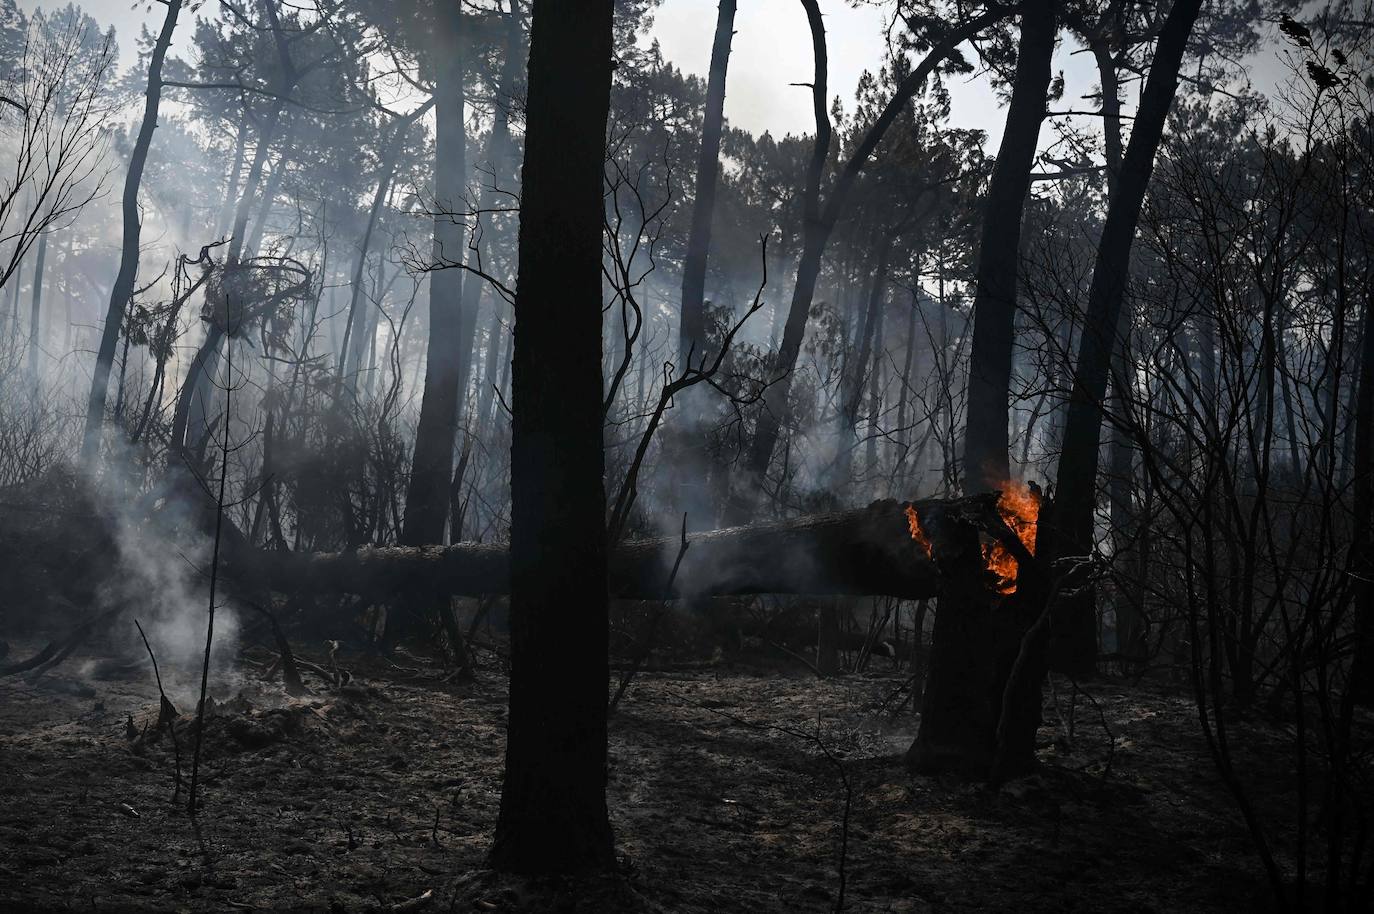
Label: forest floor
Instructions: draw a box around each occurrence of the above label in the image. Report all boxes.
[0,639,1282,913]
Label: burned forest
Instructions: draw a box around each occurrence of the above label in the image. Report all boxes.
[3,0,1374,910]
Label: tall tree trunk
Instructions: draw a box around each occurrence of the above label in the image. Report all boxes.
[865,294,886,485]
[243,139,293,257]
[7,260,20,345]
[835,233,891,491]
[473,1,524,443]
[217,109,248,238]
[1044,0,1203,678]
[1093,33,1145,668]
[960,0,1055,492]
[401,3,469,548]
[673,0,736,530]
[172,96,286,457]
[81,0,182,460]
[339,107,428,395]
[678,0,736,362]
[27,234,46,381]
[487,0,616,874]
[1348,287,1374,704]
[906,1,1056,781]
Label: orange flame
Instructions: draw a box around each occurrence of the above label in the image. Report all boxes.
[983,483,1040,595]
[904,504,934,560]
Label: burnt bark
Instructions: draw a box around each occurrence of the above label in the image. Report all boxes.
[402,2,470,549]
[81,0,182,461]
[960,0,1055,492]
[486,0,617,874]
[26,233,46,381]
[245,497,969,601]
[1348,278,1374,704]
[1044,0,1203,678]
[678,0,736,363]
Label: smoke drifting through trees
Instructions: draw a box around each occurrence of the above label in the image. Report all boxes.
[1,0,1373,910]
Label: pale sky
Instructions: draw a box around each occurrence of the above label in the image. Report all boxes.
[22,0,1291,150]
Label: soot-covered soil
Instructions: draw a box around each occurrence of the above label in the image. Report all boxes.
[0,643,1274,913]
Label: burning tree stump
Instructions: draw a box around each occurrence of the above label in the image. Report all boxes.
[906,483,1049,782]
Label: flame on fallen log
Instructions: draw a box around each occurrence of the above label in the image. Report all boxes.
[904,504,934,559]
[983,483,1040,595]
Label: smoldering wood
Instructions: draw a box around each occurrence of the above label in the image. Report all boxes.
[243,496,997,600]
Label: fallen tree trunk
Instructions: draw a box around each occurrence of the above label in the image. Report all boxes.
[245,496,998,600]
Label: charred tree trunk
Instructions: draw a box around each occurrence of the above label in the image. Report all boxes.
[1349,279,1374,704]
[906,1,1055,783]
[81,0,182,461]
[960,0,1055,492]
[678,0,736,363]
[241,497,985,602]
[486,0,617,875]
[672,0,736,530]
[26,233,46,381]
[339,107,428,396]
[1044,0,1203,678]
[835,233,892,489]
[470,2,523,439]
[402,4,469,548]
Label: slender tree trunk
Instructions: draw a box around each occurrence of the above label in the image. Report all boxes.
[27,234,46,381]
[244,139,293,257]
[81,0,182,460]
[865,295,885,486]
[487,0,616,874]
[473,1,523,442]
[894,284,920,476]
[402,4,469,548]
[678,0,736,362]
[835,233,891,490]
[673,0,736,530]
[173,95,286,456]
[340,108,427,394]
[1044,0,1203,677]
[217,109,248,238]
[960,0,1055,492]
[1349,288,1374,704]
[7,260,21,345]
[1094,35,1144,668]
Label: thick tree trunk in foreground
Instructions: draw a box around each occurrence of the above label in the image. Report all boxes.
[1044,0,1203,678]
[246,497,970,600]
[960,0,1055,492]
[907,1,1055,783]
[402,4,469,548]
[81,0,182,462]
[487,0,617,875]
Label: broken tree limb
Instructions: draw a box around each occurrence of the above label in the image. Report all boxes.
[241,496,998,600]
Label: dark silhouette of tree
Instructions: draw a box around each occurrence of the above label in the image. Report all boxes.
[1043,0,1204,677]
[960,0,1055,493]
[81,0,183,463]
[487,0,617,874]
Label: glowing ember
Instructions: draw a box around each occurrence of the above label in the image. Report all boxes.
[904,504,934,559]
[983,483,1040,595]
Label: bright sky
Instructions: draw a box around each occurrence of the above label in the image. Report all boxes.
[25,0,1293,150]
